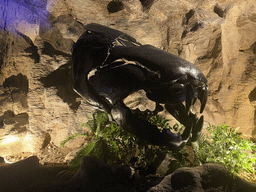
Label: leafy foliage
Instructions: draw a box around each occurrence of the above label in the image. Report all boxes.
[135,114,190,175]
[61,112,190,174]
[196,124,256,174]
[61,112,256,179]
[61,112,138,169]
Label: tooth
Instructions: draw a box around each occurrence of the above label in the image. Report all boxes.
[186,84,194,115]
[192,97,197,105]
[191,115,204,142]
[181,118,193,141]
[199,85,208,113]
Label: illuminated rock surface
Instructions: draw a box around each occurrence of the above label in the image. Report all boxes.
[0,0,256,157]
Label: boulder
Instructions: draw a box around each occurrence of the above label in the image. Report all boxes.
[1,156,255,192]
[149,163,256,192]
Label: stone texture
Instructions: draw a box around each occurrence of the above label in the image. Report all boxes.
[1,156,255,192]
[148,163,256,192]
[0,0,91,156]
[0,0,256,157]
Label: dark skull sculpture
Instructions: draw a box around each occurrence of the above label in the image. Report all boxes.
[72,23,208,150]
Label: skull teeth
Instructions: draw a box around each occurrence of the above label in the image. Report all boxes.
[199,84,208,113]
[181,118,193,141]
[185,84,194,115]
[191,115,204,142]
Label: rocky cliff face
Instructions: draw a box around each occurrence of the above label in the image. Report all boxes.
[0,0,255,156]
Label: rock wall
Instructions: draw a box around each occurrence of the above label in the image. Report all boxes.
[0,0,256,156]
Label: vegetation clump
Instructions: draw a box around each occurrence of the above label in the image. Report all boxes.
[196,124,256,175]
[61,112,256,182]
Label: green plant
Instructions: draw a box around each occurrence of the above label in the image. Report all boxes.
[62,111,256,178]
[61,112,137,169]
[135,114,190,175]
[196,124,256,175]
[61,112,190,174]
